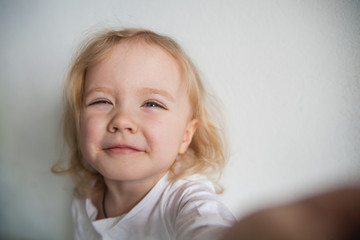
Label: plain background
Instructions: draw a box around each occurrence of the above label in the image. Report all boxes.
[1,0,359,239]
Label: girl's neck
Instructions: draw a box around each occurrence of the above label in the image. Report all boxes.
[101,172,166,218]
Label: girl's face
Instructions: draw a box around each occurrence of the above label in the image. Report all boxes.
[79,41,198,183]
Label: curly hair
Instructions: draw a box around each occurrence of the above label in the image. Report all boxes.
[52,28,228,198]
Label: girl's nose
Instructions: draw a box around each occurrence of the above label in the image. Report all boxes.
[108,110,138,134]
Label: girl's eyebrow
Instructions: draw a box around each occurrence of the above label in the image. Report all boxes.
[137,88,175,102]
[84,87,114,97]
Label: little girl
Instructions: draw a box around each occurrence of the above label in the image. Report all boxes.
[54,28,235,239]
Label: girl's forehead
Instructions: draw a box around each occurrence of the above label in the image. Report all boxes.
[96,41,179,73]
[84,40,188,96]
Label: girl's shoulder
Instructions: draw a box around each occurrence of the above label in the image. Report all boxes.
[172,173,216,192]
[162,174,235,240]
[161,173,222,211]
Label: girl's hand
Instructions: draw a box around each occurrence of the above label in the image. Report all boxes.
[222,188,360,240]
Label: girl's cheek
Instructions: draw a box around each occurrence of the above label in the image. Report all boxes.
[142,117,181,140]
[81,116,105,141]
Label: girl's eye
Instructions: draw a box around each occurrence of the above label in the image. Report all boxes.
[143,101,165,109]
[89,99,112,106]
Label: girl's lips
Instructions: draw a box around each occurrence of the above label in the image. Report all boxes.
[103,145,142,154]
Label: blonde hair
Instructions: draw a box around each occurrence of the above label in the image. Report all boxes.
[52,28,227,197]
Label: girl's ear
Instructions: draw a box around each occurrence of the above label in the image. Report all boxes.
[179,118,198,154]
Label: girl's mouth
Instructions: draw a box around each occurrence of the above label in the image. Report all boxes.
[103,144,142,154]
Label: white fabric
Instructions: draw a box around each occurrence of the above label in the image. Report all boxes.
[72,173,236,240]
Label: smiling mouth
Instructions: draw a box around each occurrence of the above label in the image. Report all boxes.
[103,145,142,154]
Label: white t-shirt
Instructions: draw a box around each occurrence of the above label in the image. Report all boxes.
[72,173,236,240]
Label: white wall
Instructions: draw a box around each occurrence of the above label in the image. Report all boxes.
[1,0,359,239]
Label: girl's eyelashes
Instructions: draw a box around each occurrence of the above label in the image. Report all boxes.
[88,99,113,106]
[142,100,166,109]
[86,98,166,109]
